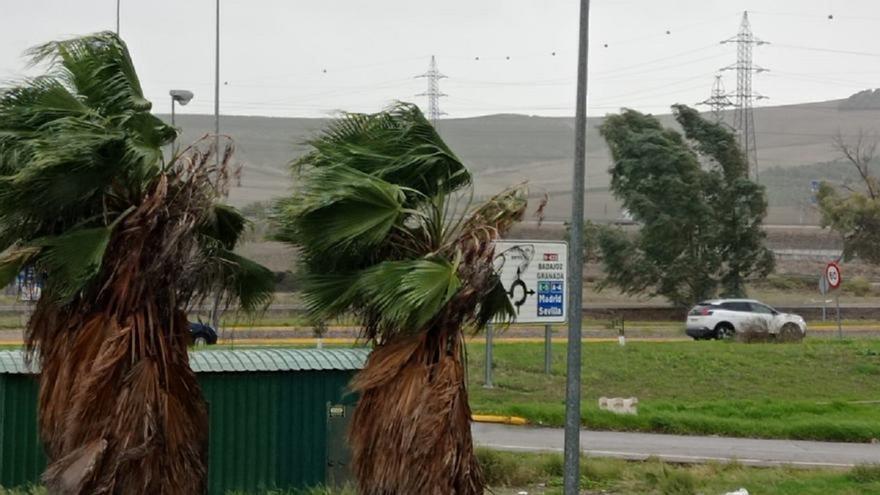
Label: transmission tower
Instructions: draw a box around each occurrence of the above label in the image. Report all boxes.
[416,55,447,125]
[698,75,734,124]
[720,11,768,180]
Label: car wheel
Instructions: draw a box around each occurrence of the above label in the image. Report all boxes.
[778,323,803,342]
[194,335,208,346]
[715,323,735,340]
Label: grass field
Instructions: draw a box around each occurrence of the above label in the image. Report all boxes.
[477,449,880,495]
[8,455,880,494]
[467,340,880,442]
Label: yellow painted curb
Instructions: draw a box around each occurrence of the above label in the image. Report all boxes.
[471,414,529,426]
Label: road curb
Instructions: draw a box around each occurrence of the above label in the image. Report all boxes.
[472,414,529,426]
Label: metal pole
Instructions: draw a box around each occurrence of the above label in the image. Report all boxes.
[544,324,552,374]
[564,0,590,493]
[484,323,494,388]
[116,0,120,35]
[214,0,220,168]
[836,295,842,339]
[171,99,177,155]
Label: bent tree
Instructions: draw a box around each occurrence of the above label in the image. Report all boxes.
[0,33,273,493]
[274,103,525,494]
[597,105,773,306]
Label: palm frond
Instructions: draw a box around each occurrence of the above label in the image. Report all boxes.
[298,102,471,199]
[456,185,528,248]
[27,31,150,114]
[472,273,516,330]
[216,249,275,313]
[355,258,461,332]
[293,165,406,254]
[199,204,247,251]
[299,272,362,320]
[0,32,174,236]
[0,244,41,288]
[0,76,88,135]
[32,226,113,302]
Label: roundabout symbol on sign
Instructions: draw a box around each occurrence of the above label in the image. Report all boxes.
[825,262,841,290]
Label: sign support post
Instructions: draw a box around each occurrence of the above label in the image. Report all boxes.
[544,324,552,374]
[824,261,842,340]
[484,323,494,388]
[836,295,842,340]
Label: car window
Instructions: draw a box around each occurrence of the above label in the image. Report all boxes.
[750,303,775,315]
[689,304,720,315]
[720,302,751,312]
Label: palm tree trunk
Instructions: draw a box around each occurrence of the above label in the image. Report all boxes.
[349,331,483,495]
[27,188,211,495]
[32,306,207,495]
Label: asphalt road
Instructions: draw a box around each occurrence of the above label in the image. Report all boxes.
[472,423,880,468]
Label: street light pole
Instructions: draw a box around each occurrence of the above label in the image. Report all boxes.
[169,90,194,153]
[214,0,220,168]
[563,0,591,494]
[116,0,120,35]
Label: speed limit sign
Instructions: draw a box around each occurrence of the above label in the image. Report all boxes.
[825,262,842,290]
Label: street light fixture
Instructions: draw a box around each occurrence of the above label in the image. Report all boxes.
[169,90,194,154]
[169,89,194,127]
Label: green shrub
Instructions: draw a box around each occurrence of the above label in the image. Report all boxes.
[762,274,813,291]
[849,464,880,483]
[542,453,565,478]
[844,276,872,297]
[225,486,356,495]
[0,487,46,495]
[477,448,545,487]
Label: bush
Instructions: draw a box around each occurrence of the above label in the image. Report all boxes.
[311,318,327,339]
[844,276,872,297]
[0,487,46,495]
[641,460,697,495]
[476,448,547,487]
[763,274,812,291]
[849,464,880,483]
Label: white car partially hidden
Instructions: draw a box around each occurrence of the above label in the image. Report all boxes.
[686,299,807,340]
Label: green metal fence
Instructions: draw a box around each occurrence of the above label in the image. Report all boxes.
[0,348,367,494]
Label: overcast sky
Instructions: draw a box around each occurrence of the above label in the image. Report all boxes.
[2,0,879,119]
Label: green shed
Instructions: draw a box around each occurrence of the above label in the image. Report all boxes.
[0,348,368,494]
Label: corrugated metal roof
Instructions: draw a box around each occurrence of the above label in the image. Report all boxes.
[0,348,369,374]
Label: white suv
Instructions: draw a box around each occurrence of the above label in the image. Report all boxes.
[686,299,807,340]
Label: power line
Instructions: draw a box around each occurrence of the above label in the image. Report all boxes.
[416,55,447,125]
[769,43,880,58]
[591,43,724,77]
[594,12,738,48]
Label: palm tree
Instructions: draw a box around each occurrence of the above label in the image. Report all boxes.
[0,32,274,493]
[275,103,527,494]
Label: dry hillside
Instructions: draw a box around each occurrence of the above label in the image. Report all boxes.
[166,93,880,223]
